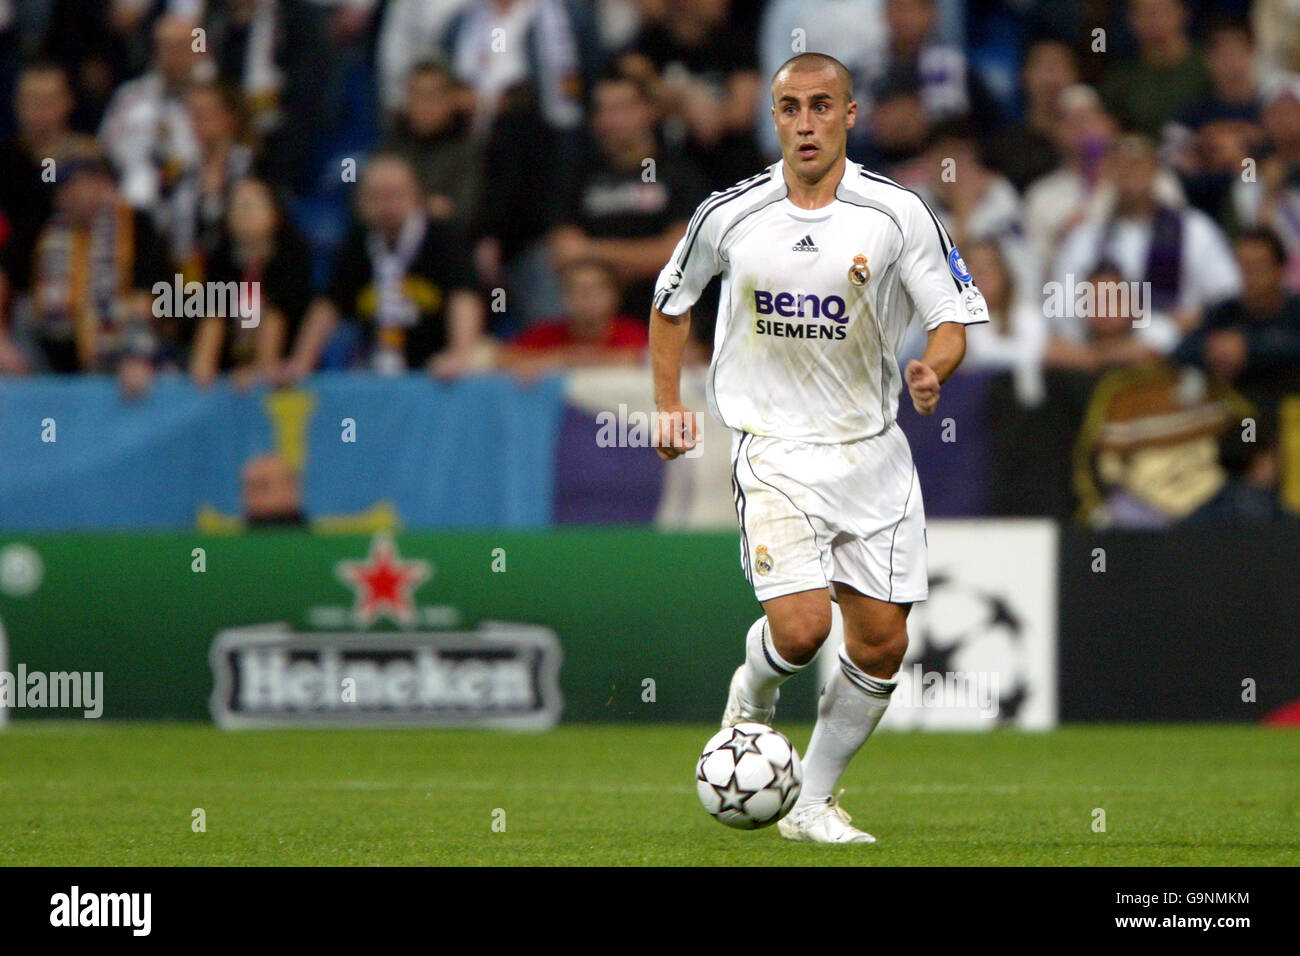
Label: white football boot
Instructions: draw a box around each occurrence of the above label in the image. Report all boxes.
[720,666,778,728]
[778,792,877,844]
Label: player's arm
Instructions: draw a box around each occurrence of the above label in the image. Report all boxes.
[650,304,698,460]
[896,194,989,416]
[905,322,967,416]
[649,195,725,458]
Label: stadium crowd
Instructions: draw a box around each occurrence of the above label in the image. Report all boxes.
[0,0,1298,524]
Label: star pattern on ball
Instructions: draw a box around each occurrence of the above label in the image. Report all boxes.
[720,727,763,762]
[710,774,752,814]
[772,760,799,803]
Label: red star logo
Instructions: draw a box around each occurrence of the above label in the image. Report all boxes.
[336,535,431,627]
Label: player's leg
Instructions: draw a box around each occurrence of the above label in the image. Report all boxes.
[796,586,909,810]
[723,432,834,726]
[727,586,831,725]
[780,439,926,842]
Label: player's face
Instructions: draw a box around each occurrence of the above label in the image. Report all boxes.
[771,68,856,183]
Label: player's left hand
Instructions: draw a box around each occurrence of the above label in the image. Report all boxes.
[905,360,940,415]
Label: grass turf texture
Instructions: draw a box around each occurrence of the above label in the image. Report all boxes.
[0,723,1295,866]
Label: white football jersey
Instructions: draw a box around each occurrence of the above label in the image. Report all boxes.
[654,160,989,443]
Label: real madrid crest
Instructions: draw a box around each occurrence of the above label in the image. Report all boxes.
[755,545,774,576]
[848,254,870,286]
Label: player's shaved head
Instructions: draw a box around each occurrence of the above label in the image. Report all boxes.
[771,53,854,105]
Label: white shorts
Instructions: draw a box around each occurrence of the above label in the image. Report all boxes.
[730,424,928,605]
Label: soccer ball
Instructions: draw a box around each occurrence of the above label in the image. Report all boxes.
[696,722,802,829]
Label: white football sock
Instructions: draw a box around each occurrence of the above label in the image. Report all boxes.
[796,652,897,808]
[735,616,805,710]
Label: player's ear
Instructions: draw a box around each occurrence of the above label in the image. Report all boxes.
[845,98,857,130]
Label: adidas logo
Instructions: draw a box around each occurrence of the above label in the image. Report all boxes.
[792,235,818,252]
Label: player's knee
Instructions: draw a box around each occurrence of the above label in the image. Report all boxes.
[844,622,908,674]
[769,605,832,665]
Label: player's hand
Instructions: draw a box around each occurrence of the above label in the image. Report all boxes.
[655,402,698,461]
[905,360,941,415]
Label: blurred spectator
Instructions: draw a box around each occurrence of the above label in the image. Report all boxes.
[1023,85,1118,285]
[282,154,485,380]
[7,148,168,394]
[496,258,648,381]
[1043,263,1163,372]
[549,72,705,322]
[1076,362,1272,528]
[189,177,314,388]
[755,0,888,160]
[985,37,1079,192]
[273,0,374,194]
[443,0,583,138]
[202,0,284,142]
[38,0,146,133]
[922,120,1029,277]
[1192,406,1289,527]
[959,239,1047,404]
[858,76,932,177]
[0,0,15,141]
[1099,0,1209,139]
[378,60,481,234]
[97,12,204,209]
[0,63,97,297]
[1231,74,1300,290]
[1252,0,1300,77]
[1053,133,1239,342]
[1173,228,1300,408]
[872,0,1000,134]
[443,0,584,326]
[618,0,763,186]
[1023,85,1188,288]
[1164,16,1264,218]
[377,0,471,114]
[160,81,256,271]
[241,452,306,527]
[589,0,643,61]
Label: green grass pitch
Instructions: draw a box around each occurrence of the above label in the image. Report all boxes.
[0,723,1295,866]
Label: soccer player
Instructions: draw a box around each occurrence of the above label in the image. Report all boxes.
[650,52,987,843]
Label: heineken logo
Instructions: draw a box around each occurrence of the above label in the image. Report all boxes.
[335,534,431,627]
[209,622,563,729]
[309,534,457,630]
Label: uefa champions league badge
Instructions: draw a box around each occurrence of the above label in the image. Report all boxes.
[848,254,870,286]
[754,545,774,575]
[948,247,973,283]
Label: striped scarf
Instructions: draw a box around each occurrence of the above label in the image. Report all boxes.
[32,203,136,370]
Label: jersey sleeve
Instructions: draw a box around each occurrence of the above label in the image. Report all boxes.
[897,192,990,331]
[652,196,725,317]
